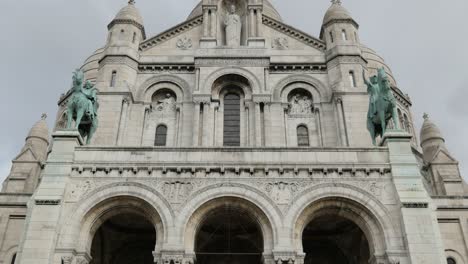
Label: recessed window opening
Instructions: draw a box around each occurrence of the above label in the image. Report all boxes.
[297,125,310,147]
[342,29,348,41]
[155,125,168,146]
[110,71,117,87]
[224,93,241,147]
[329,31,334,43]
[349,71,356,88]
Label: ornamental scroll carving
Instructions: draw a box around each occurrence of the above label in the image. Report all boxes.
[272,37,289,50]
[176,37,193,50]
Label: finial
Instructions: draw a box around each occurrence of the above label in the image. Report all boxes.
[331,0,342,5]
[41,113,47,120]
[128,0,135,5]
[423,113,429,120]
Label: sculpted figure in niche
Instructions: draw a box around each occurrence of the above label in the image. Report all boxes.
[224,4,242,47]
[289,93,313,114]
[156,93,176,112]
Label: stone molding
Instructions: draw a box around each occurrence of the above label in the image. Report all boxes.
[269,64,327,73]
[35,199,61,206]
[194,57,270,67]
[327,55,366,69]
[138,64,195,73]
[140,16,203,51]
[262,16,326,51]
[99,55,139,70]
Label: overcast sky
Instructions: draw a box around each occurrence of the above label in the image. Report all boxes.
[0,0,467,181]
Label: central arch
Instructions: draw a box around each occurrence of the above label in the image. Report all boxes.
[184,196,275,264]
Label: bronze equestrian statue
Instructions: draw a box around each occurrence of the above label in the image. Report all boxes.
[66,70,99,144]
[364,68,399,145]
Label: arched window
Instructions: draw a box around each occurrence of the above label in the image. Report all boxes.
[11,254,16,264]
[224,93,241,146]
[447,258,456,264]
[155,125,168,146]
[329,31,334,43]
[132,32,137,43]
[110,71,117,87]
[297,125,310,147]
[349,71,356,87]
[342,29,348,41]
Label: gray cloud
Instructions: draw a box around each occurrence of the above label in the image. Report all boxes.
[0,0,467,180]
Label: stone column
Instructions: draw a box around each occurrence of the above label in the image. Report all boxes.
[382,130,446,264]
[249,8,255,37]
[192,103,201,146]
[315,107,324,147]
[16,130,83,264]
[203,8,209,37]
[335,97,348,146]
[210,8,217,38]
[117,97,130,145]
[254,102,262,146]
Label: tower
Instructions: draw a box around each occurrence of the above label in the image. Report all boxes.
[93,0,146,145]
[420,114,465,195]
[2,114,49,193]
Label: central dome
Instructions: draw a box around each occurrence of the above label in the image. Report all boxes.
[187,0,283,21]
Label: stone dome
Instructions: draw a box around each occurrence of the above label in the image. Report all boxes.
[322,1,353,25]
[420,114,445,146]
[187,0,283,22]
[361,44,397,86]
[81,47,104,83]
[113,1,144,26]
[27,114,49,143]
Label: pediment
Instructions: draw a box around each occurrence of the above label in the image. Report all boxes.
[139,16,203,55]
[13,147,39,162]
[262,16,326,53]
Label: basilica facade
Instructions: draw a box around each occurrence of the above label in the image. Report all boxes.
[1,1,467,264]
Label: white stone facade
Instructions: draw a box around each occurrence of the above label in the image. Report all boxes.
[0,1,467,264]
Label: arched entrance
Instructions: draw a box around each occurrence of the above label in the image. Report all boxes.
[89,212,156,264]
[195,206,263,264]
[302,215,370,264]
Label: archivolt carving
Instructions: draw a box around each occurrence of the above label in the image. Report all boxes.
[137,75,190,102]
[202,67,262,95]
[273,74,330,103]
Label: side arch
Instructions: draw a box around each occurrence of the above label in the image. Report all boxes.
[446,249,467,264]
[273,74,330,103]
[176,183,283,254]
[202,67,262,95]
[55,182,174,255]
[285,183,398,257]
[137,75,191,102]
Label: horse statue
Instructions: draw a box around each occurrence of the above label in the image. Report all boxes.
[66,70,99,144]
[364,68,399,145]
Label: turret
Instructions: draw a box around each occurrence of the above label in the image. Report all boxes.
[420,113,465,195]
[420,113,447,162]
[320,0,360,53]
[320,0,364,93]
[2,114,50,193]
[106,0,145,58]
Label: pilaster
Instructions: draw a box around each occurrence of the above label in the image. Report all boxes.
[381,130,446,264]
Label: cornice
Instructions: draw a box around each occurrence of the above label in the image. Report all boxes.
[140,16,203,52]
[262,15,326,51]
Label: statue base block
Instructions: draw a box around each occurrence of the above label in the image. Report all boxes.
[247,37,265,47]
[200,37,217,48]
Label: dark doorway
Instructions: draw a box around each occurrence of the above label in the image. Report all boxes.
[303,215,370,264]
[90,213,156,264]
[195,207,263,264]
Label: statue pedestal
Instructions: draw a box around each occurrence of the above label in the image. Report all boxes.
[200,37,218,48]
[381,129,447,264]
[247,37,265,47]
[15,129,84,264]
